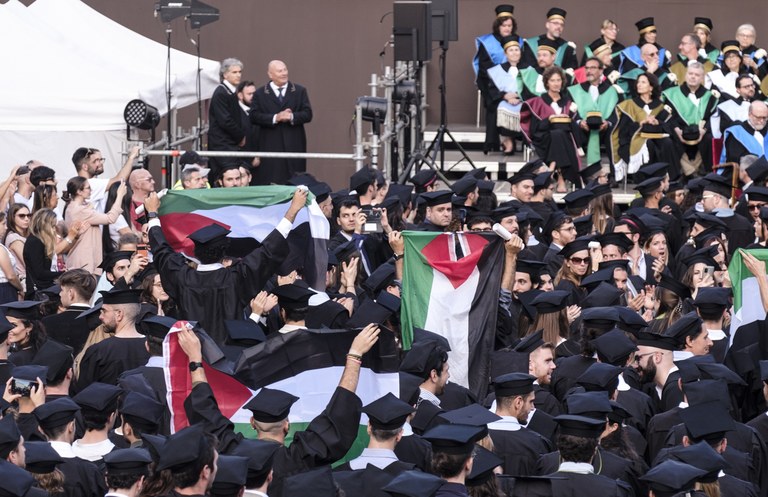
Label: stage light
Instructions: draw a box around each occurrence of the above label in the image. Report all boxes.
[394,80,416,103]
[356,97,388,122]
[124,100,161,130]
[155,1,191,23]
[188,0,219,28]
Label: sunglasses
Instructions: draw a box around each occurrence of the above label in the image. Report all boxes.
[569,256,591,265]
[16,213,30,219]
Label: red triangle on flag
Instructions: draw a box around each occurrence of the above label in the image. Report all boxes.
[420,233,489,289]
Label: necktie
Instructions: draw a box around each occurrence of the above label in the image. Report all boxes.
[278,87,284,103]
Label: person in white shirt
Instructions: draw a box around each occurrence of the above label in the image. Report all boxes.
[71,145,140,214]
[103,448,153,497]
[346,393,414,471]
[71,382,122,462]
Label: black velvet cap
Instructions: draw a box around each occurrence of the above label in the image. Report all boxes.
[634,176,664,195]
[692,287,731,312]
[638,162,669,180]
[98,250,133,272]
[635,17,656,33]
[0,417,20,452]
[451,176,478,197]
[565,391,612,418]
[557,237,592,259]
[0,460,35,497]
[590,329,637,365]
[99,288,142,305]
[121,391,164,431]
[409,169,438,189]
[701,173,733,198]
[138,314,177,339]
[157,424,208,471]
[383,470,444,497]
[466,446,504,486]
[658,273,692,300]
[666,441,728,484]
[636,331,678,351]
[399,341,448,379]
[661,311,704,347]
[362,393,414,430]
[24,441,64,474]
[531,290,570,313]
[33,398,80,429]
[438,404,501,431]
[187,223,230,245]
[32,340,74,383]
[679,400,736,442]
[272,283,314,310]
[73,382,122,411]
[490,349,530,377]
[212,454,249,490]
[225,319,267,345]
[640,460,708,494]
[514,329,544,353]
[577,363,622,393]
[747,155,768,182]
[0,301,40,320]
[546,7,566,19]
[422,423,484,455]
[553,414,605,438]
[495,4,514,16]
[243,387,299,422]
[421,190,453,207]
[349,167,377,191]
[284,466,336,497]
[492,372,536,397]
[11,365,48,385]
[563,190,594,210]
[230,439,280,481]
[104,448,152,476]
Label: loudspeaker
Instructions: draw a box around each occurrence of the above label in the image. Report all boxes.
[393,1,432,61]
[430,0,458,42]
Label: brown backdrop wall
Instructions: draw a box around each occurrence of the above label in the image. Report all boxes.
[78,0,767,189]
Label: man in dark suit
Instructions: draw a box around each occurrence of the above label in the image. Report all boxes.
[41,269,95,356]
[207,58,246,183]
[250,60,313,185]
[236,80,260,184]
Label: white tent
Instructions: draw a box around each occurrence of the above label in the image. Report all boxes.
[0,0,219,179]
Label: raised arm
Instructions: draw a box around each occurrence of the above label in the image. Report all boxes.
[107,146,140,189]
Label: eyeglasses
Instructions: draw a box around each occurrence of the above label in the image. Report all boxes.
[634,352,655,363]
[558,225,577,232]
[569,256,591,265]
[585,65,601,70]
[647,51,659,56]
[749,204,766,211]
[16,213,30,219]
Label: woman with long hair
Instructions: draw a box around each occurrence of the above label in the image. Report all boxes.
[0,212,23,303]
[5,203,31,276]
[589,182,616,235]
[23,209,64,299]
[102,180,135,254]
[554,239,592,305]
[140,271,178,318]
[62,176,127,273]
[582,19,625,65]
[0,300,47,366]
[529,290,571,346]
[31,184,59,213]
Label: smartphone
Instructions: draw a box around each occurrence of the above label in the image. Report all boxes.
[361,208,383,233]
[10,378,38,397]
[703,265,715,279]
[626,278,639,298]
[137,244,149,259]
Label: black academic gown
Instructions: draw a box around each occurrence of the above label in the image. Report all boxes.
[118,363,171,435]
[549,354,595,402]
[149,224,288,344]
[393,433,432,472]
[73,337,149,393]
[545,469,631,497]
[616,385,655,436]
[723,121,768,164]
[42,304,91,356]
[646,406,683,464]
[249,81,313,185]
[489,424,553,476]
[56,454,108,497]
[207,82,245,179]
[538,448,641,497]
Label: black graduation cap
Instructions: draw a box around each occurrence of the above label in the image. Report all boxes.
[538,37,560,54]
[494,4,514,16]
[120,391,164,431]
[492,372,536,397]
[553,414,605,438]
[287,172,319,187]
[409,169,438,189]
[533,172,553,193]
[0,417,20,453]
[596,233,633,254]
[383,470,444,497]
[230,439,280,481]
[640,460,708,494]
[688,210,727,230]
[421,190,453,207]
[30,340,74,382]
[451,176,478,197]
[638,162,669,180]
[579,163,602,182]
[349,167,377,191]
[438,403,502,435]
[607,400,633,424]
[0,301,40,321]
[272,283,314,310]
[479,181,496,195]
[212,454,249,490]
[157,424,208,471]
[675,356,707,383]
[661,311,704,346]
[692,287,730,312]
[657,273,692,300]
[331,190,351,209]
[141,434,167,463]
[565,391,612,418]
[104,448,152,476]
[362,393,414,430]
[225,319,267,345]
[760,360,768,382]
[284,466,336,497]
[557,237,592,259]
[546,7,566,20]
[682,245,719,268]
[701,173,733,198]
[187,223,230,247]
[466,446,504,486]
[413,327,451,351]
[345,295,398,328]
[305,300,349,329]
[24,441,64,474]
[668,180,684,192]
[694,16,713,32]
[514,329,544,353]
[517,288,542,322]
[531,290,570,313]
[73,382,122,412]
[33,397,80,429]
[76,299,103,331]
[333,239,360,263]
[696,362,746,386]
[581,307,620,328]
[634,176,664,196]
[747,155,768,182]
[666,441,728,483]
[587,38,612,57]
[98,250,134,272]
[684,379,730,407]
[508,170,536,185]
[385,184,414,208]
[0,460,35,497]
[579,269,614,291]
[99,288,142,305]
[243,387,299,422]
[0,314,11,341]
[11,365,48,385]
[617,307,649,334]
[744,185,768,203]
[636,331,678,351]
[589,181,612,198]
[309,182,332,203]
[515,260,546,279]
[409,400,445,435]
[597,259,631,273]
[363,262,396,295]
[563,190,594,211]
[760,206,768,222]
[635,16,656,33]
[137,314,177,340]
[490,349,529,377]
[490,205,519,224]
[590,329,637,365]
[576,363,622,393]
[422,423,484,454]
[400,340,448,379]
[679,400,736,442]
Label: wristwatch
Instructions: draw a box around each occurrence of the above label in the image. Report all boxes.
[393,253,404,261]
[147,212,158,219]
[189,361,204,372]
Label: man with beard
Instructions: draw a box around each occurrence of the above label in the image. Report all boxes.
[634,331,677,412]
[712,74,756,138]
[236,80,260,182]
[522,8,578,71]
[416,191,453,232]
[157,426,219,497]
[722,101,768,164]
[73,289,149,392]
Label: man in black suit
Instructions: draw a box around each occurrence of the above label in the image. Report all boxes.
[236,80,260,184]
[249,60,313,185]
[42,269,95,356]
[207,57,246,183]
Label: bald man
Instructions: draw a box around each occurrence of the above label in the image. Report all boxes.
[722,100,768,163]
[249,60,313,185]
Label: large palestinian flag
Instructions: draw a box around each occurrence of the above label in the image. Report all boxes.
[158,186,329,290]
[728,248,768,345]
[164,322,400,462]
[400,231,505,397]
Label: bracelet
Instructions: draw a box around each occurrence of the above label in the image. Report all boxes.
[347,353,362,361]
[346,356,362,364]
[64,237,73,245]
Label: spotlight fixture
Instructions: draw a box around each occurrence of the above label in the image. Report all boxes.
[188,0,220,28]
[155,1,191,23]
[356,97,388,122]
[124,100,161,130]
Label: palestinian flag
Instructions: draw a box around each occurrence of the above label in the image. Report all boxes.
[728,248,768,345]
[158,186,329,290]
[164,322,400,462]
[400,231,505,397]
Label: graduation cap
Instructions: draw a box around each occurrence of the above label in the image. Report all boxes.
[309,182,332,203]
[744,185,768,203]
[0,301,40,321]
[679,400,735,442]
[490,349,529,378]
[688,211,727,230]
[99,250,134,272]
[657,273,692,300]
[492,372,536,397]
[490,205,519,224]
[333,239,360,263]
[760,360,768,383]
[120,391,164,431]
[157,424,208,471]
[386,184,414,209]
[617,307,649,333]
[187,223,230,248]
[243,387,299,422]
[422,423,484,455]
[141,434,167,463]
[409,400,445,435]
[305,301,349,329]
[287,172,319,187]
[383,470,444,497]
[557,237,592,259]
[409,170,438,190]
[399,340,448,379]
[284,466,336,497]
[692,287,730,312]
[230,439,280,482]
[666,441,728,483]
[701,173,733,198]
[272,284,314,311]
[579,163,602,182]
[225,319,267,346]
[420,190,453,207]
[590,329,637,365]
[636,331,678,351]
[634,176,664,196]
[576,363,622,393]
[563,190,594,211]
[346,294,399,327]
[607,400,633,425]
[477,180,495,193]
[661,311,704,346]
[515,260,546,279]
[438,404,501,438]
[508,169,536,185]
[0,417,20,455]
[517,288,542,322]
[684,379,730,407]
[33,397,80,429]
[413,327,451,351]
[597,259,631,274]
[0,314,11,342]
[24,441,64,474]
[581,307,620,329]
[363,262,396,295]
[587,38,612,57]
[589,181,612,198]
[718,40,739,57]
[635,17,656,34]
[211,454,249,491]
[76,299,103,331]
[137,314,177,340]
[638,162,669,180]
[597,233,633,254]
[546,7,566,20]
[580,269,614,291]
[0,460,35,497]
[466,446,504,486]
[682,245,719,268]
[104,448,152,476]
[640,460,708,494]
[668,180,684,193]
[531,290,570,313]
[362,393,414,430]
[538,38,561,55]
[747,155,768,182]
[99,288,142,305]
[694,17,713,32]
[349,167,377,191]
[695,362,745,386]
[73,382,122,412]
[514,329,544,353]
[11,364,48,385]
[565,391,612,419]
[533,172,553,193]
[553,414,605,438]
[451,176,478,197]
